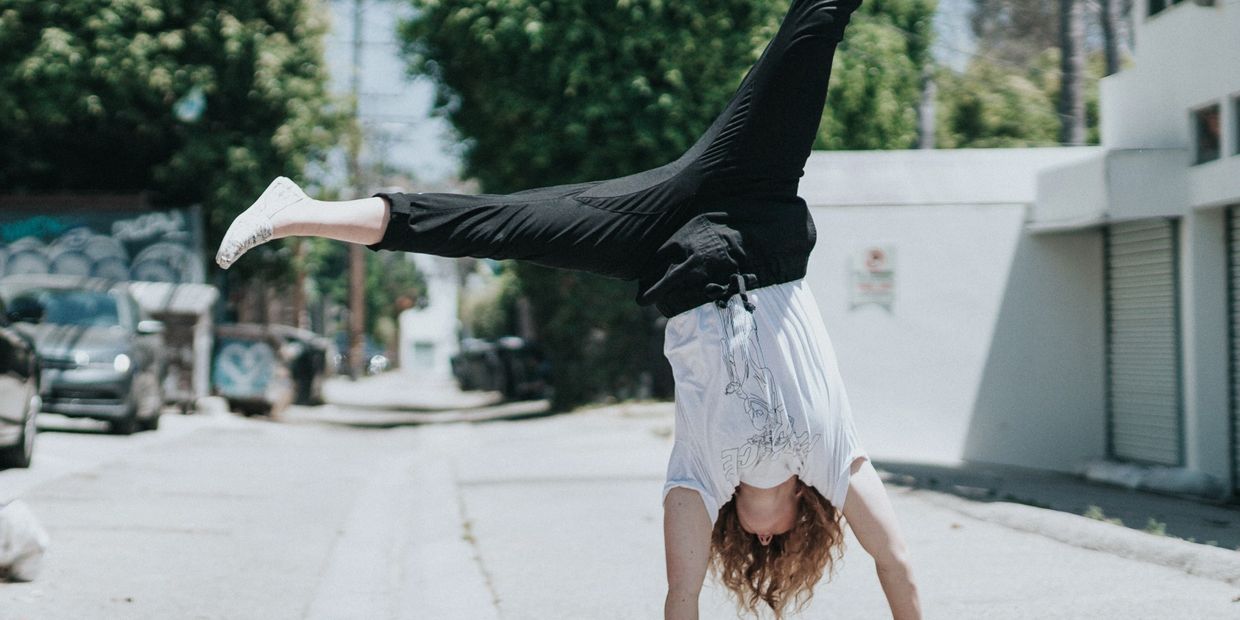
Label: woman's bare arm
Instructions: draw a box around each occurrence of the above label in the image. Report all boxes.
[841,458,922,620]
[663,487,712,620]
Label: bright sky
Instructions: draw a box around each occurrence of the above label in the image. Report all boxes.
[322,0,462,186]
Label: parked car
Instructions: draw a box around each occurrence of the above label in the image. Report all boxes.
[451,336,549,401]
[0,276,165,435]
[0,295,41,469]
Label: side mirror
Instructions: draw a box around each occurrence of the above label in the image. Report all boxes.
[137,319,165,335]
[5,297,44,325]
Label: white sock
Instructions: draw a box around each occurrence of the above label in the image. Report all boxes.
[215,177,310,269]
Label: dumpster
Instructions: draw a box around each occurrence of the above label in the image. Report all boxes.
[268,325,335,406]
[211,323,294,417]
[128,281,219,414]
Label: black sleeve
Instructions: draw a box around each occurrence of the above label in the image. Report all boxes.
[369,0,862,277]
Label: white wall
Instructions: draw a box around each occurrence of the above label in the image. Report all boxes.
[1104,1,1239,151]
[804,203,1106,471]
[800,148,1109,472]
[399,254,460,379]
[1180,208,1232,484]
[1101,1,1240,210]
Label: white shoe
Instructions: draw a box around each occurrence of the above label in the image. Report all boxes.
[215,177,309,269]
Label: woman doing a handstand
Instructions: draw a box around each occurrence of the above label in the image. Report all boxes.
[217,1,921,618]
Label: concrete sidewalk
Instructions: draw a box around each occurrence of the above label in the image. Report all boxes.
[408,402,1240,618]
[313,372,552,426]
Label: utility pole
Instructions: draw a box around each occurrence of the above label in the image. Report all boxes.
[348,0,367,378]
[293,239,307,329]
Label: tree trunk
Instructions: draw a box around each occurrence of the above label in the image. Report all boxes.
[1058,0,1086,145]
[1100,0,1122,76]
[918,64,937,149]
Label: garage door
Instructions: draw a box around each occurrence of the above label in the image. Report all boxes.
[1228,207,1240,492]
[1106,219,1182,466]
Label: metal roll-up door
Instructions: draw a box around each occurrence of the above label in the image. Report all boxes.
[1227,207,1240,493]
[1106,219,1182,466]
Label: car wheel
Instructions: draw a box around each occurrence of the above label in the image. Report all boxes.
[0,394,38,469]
[108,404,139,436]
[140,410,161,431]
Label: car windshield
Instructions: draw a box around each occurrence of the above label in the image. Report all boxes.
[17,289,121,327]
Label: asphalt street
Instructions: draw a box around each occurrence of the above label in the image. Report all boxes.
[1,400,1238,619]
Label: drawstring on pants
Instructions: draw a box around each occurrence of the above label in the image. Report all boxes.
[705,272,758,313]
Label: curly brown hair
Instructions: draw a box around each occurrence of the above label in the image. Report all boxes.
[710,479,845,619]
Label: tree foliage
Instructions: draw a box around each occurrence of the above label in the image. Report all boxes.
[938,2,1105,148]
[400,0,933,409]
[0,0,345,283]
[936,51,1103,148]
[401,0,787,193]
[935,52,1061,148]
[303,238,426,347]
[816,0,936,150]
[970,0,1059,66]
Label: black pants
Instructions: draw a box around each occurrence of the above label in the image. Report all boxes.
[369,0,862,313]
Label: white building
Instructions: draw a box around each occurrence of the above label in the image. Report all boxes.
[398,253,461,380]
[805,0,1240,499]
[1032,0,1240,498]
[802,148,1104,472]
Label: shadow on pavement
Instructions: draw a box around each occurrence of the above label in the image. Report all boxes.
[876,460,1240,551]
[284,399,557,429]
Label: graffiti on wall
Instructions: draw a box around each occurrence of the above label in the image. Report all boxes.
[212,338,278,400]
[0,209,204,284]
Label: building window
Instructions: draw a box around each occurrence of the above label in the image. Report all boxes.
[1194,104,1221,165]
[1234,95,1240,156]
[412,341,435,368]
[1149,0,1187,16]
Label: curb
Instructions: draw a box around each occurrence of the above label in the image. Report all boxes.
[907,487,1240,586]
[287,399,553,428]
[321,396,506,413]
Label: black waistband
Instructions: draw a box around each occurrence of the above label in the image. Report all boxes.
[652,257,810,318]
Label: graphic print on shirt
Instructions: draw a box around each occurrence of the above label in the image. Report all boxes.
[716,299,819,485]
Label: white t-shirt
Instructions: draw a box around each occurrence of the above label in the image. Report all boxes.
[661,279,868,524]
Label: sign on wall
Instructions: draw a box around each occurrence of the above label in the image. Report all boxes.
[0,207,204,284]
[849,245,896,311]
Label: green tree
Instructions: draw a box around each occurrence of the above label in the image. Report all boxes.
[970,0,1060,66]
[303,238,427,350]
[0,0,345,284]
[936,49,1102,148]
[816,0,937,150]
[400,0,930,410]
[935,53,1059,147]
